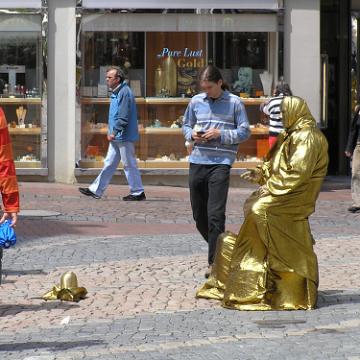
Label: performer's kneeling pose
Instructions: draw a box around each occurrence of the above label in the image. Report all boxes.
[197,96,329,310]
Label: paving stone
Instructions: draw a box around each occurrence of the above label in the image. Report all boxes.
[0,181,359,359]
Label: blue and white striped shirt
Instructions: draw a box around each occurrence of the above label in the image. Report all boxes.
[262,95,284,137]
[183,91,250,165]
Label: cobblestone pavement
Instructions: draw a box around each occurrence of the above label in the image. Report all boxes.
[0,179,360,359]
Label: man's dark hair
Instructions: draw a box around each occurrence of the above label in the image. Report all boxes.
[274,81,292,96]
[199,65,230,91]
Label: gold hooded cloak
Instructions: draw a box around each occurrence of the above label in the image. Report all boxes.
[197,96,329,310]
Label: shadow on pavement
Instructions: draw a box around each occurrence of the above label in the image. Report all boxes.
[3,269,47,276]
[16,220,112,241]
[98,197,179,202]
[0,269,48,285]
[318,290,360,307]
[321,176,350,192]
[0,340,104,352]
[0,302,80,317]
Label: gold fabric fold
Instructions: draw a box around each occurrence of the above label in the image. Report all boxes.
[197,231,237,300]
[42,285,88,302]
[196,96,328,311]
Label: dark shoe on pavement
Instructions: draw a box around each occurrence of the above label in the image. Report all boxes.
[78,187,100,199]
[348,205,360,213]
[204,265,213,279]
[123,192,146,201]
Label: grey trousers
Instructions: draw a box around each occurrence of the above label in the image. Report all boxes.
[351,143,360,207]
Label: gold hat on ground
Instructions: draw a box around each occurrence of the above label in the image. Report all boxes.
[60,271,79,289]
[42,271,87,302]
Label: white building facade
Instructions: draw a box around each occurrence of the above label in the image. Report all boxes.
[0,0,323,183]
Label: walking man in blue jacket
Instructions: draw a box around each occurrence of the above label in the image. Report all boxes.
[79,67,145,201]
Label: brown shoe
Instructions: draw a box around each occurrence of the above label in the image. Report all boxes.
[204,265,213,279]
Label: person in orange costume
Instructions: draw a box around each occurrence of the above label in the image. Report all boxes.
[0,107,19,226]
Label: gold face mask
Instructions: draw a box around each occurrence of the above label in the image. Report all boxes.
[281,96,315,131]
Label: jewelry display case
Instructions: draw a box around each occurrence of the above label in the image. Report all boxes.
[79,96,269,169]
[78,15,272,170]
[0,97,45,169]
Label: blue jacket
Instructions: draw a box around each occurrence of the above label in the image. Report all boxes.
[108,81,139,142]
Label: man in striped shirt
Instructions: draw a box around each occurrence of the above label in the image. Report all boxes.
[183,65,250,278]
[261,82,292,148]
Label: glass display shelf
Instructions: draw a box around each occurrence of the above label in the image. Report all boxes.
[0,97,45,170]
[9,127,41,135]
[80,97,268,105]
[0,97,42,104]
[79,96,270,169]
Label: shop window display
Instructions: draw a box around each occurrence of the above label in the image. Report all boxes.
[79,21,271,169]
[0,15,45,169]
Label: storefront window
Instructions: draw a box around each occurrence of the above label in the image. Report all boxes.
[0,13,46,170]
[81,31,144,90]
[78,11,277,168]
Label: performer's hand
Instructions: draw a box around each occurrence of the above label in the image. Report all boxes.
[258,185,270,197]
[107,134,115,141]
[240,168,262,183]
[0,212,18,227]
[345,151,352,158]
[240,170,252,181]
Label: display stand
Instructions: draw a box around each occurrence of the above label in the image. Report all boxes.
[259,71,273,96]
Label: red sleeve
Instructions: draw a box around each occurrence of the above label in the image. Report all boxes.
[2,191,20,213]
[0,107,19,212]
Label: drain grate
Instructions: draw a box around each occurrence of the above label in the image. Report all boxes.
[254,320,307,328]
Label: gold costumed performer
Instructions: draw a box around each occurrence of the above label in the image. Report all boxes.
[196,96,329,310]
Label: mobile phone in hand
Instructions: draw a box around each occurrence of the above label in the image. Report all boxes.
[197,131,205,136]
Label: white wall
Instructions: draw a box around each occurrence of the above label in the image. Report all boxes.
[47,0,76,183]
[284,0,321,121]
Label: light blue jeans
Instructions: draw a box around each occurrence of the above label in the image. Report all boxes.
[351,143,360,207]
[89,141,144,197]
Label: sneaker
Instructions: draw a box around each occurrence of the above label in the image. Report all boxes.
[204,265,213,279]
[78,187,101,199]
[348,206,360,213]
[123,192,146,201]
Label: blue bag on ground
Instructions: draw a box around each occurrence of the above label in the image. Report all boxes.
[0,220,16,249]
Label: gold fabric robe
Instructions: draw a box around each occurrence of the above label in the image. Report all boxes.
[197,96,329,310]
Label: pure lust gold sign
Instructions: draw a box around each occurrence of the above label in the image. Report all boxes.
[157,47,205,68]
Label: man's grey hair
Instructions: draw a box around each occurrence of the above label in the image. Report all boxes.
[106,66,125,82]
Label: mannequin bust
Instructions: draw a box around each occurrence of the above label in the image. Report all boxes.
[233,67,252,94]
[259,71,273,96]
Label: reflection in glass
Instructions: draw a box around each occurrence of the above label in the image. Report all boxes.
[81,31,144,91]
[0,32,41,96]
[0,15,44,169]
